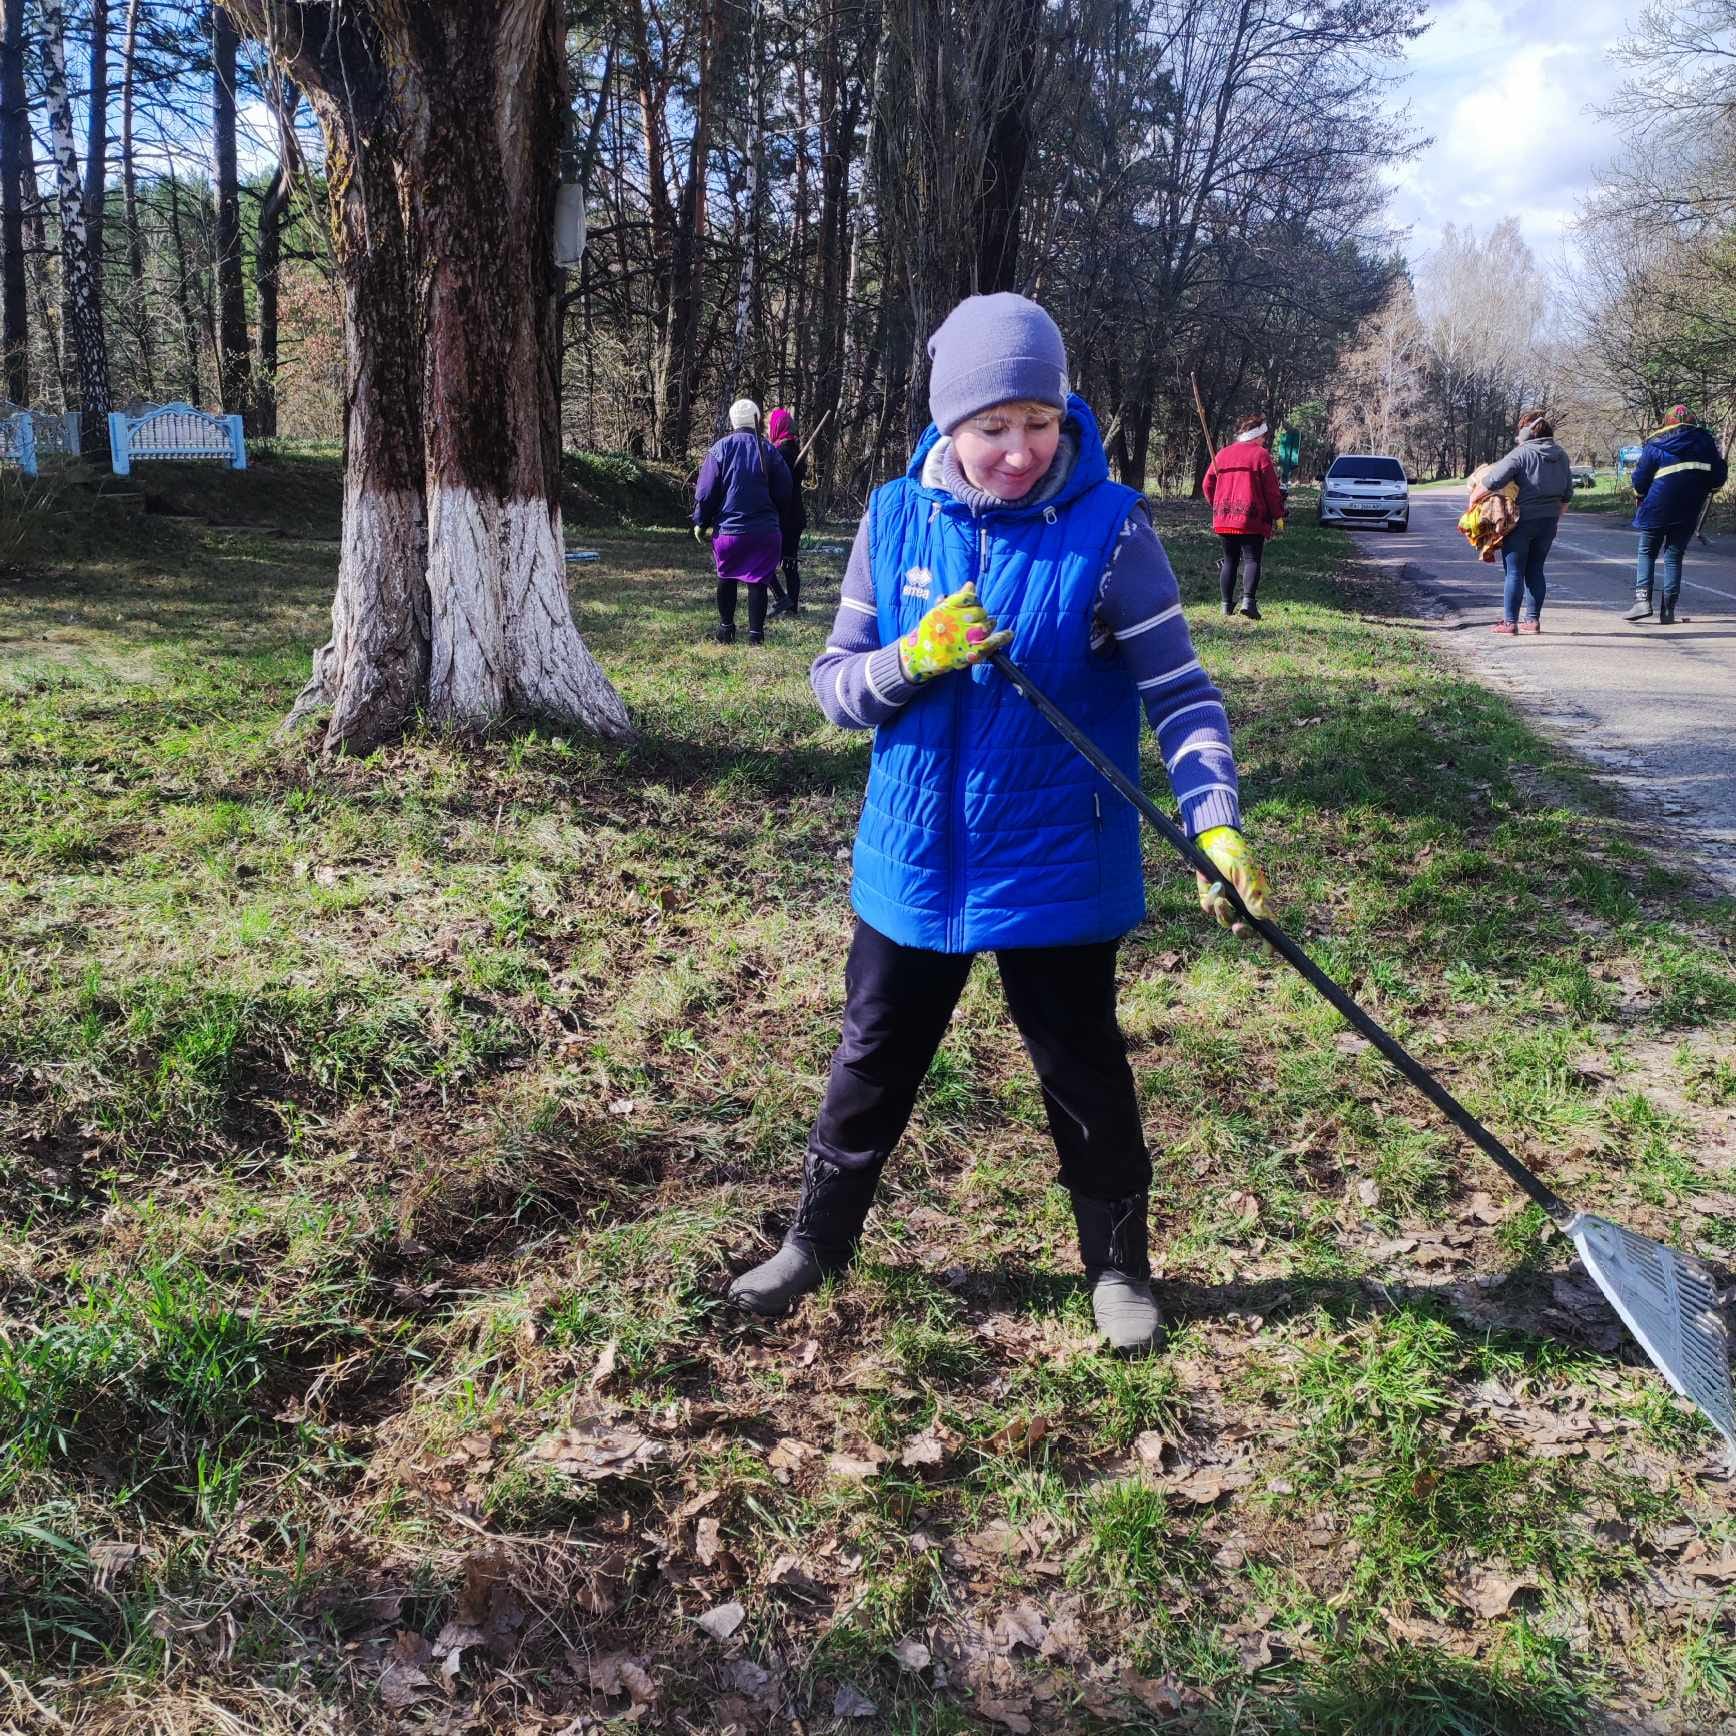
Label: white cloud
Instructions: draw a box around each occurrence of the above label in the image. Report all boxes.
[1383,0,1629,273]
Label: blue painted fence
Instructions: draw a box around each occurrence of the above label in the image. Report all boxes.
[0,407,38,477]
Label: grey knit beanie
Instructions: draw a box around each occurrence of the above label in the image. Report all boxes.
[728,398,761,431]
[927,293,1069,435]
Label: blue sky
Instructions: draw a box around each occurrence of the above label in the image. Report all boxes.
[1383,0,1628,272]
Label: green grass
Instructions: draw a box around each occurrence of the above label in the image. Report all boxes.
[1,461,1733,1730]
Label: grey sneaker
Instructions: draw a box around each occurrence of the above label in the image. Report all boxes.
[1090,1272,1165,1354]
[1070,1190,1163,1354]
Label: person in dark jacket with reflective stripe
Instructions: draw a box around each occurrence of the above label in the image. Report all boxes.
[1624,406,1728,626]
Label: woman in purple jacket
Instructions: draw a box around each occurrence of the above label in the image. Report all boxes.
[693,400,794,645]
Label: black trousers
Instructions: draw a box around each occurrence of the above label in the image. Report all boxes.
[1219,533,1264,607]
[809,919,1151,1200]
[717,579,769,633]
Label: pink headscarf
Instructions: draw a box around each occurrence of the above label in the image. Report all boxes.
[767,407,795,445]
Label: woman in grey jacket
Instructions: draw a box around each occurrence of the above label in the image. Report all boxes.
[1467,412,1573,634]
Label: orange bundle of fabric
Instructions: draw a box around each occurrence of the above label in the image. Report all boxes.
[1458,467,1519,563]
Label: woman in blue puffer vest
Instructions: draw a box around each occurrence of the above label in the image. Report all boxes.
[727,294,1270,1353]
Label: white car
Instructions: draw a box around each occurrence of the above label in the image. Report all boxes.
[1318,454,1409,532]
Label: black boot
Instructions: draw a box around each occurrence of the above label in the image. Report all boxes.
[1659,598,1678,625]
[714,621,736,645]
[767,574,792,617]
[785,562,801,616]
[1069,1191,1163,1353]
[728,1154,883,1317]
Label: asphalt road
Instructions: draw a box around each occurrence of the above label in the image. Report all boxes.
[1349,489,1736,890]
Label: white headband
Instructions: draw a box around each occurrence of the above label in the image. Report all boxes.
[1234,422,1269,443]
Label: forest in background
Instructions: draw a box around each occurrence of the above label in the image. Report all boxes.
[2,0,1427,504]
[4,0,1731,502]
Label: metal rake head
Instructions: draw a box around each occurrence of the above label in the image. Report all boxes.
[1568,1213,1736,1455]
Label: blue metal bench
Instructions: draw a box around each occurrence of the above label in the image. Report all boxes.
[108,400,246,476]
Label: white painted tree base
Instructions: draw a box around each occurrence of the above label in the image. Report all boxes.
[427,485,633,741]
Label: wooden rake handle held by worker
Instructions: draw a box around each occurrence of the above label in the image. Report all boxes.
[1190,373,1217,460]
[793,408,833,469]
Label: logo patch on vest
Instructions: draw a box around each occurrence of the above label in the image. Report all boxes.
[901,566,933,601]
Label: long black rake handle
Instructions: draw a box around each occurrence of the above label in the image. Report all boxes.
[989,651,1573,1227]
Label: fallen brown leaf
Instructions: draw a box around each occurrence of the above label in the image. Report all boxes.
[985,1414,1051,1454]
[697,1600,745,1641]
[833,1683,878,1718]
[588,1653,659,1709]
[767,1555,828,1601]
[588,1339,619,1389]
[532,1413,667,1482]
[1458,1568,1538,1619]
[1118,1666,1190,1715]
[992,1600,1048,1653]
[694,1515,723,1566]
[828,1451,883,1482]
[1163,1463,1255,1504]
[889,1636,932,1672]
[973,1696,1033,1733]
[380,1631,435,1711]
[900,1425,961,1469]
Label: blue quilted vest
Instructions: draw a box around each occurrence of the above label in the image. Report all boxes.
[852,397,1144,953]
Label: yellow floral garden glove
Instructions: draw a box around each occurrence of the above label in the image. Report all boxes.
[898,582,1013,682]
[1195,826,1270,939]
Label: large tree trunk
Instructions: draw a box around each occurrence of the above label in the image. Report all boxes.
[84,0,108,308]
[43,0,111,461]
[234,0,631,752]
[120,0,156,397]
[717,0,763,419]
[284,55,428,752]
[213,6,252,416]
[972,0,1043,294]
[0,0,27,405]
[407,6,628,732]
[657,0,716,460]
[26,193,66,404]
[254,77,298,439]
[165,172,204,403]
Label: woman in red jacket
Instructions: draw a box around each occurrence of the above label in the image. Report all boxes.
[1202,416,1286,620]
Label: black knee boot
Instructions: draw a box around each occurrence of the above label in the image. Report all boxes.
[784,559,801,616]
[728,1154,884,1316]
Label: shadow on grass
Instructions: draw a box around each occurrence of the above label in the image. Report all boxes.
[936,1260,1681,1376]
